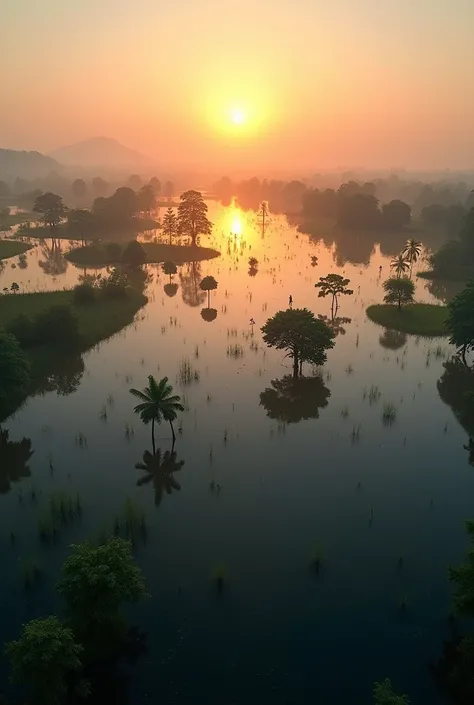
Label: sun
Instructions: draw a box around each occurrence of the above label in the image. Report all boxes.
[231,109,245,125]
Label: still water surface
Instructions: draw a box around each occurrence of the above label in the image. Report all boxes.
[1,204,472,704]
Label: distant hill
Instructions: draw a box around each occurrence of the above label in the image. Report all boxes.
[50,137,150,169]
[0,149,60,179]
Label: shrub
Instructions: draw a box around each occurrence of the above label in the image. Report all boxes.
[122,239,146,268]
[0,328,30,402]
[100,268,129,298]
[6,314,36,346]
[34,305,79,345]
[73,282,96,305]
[105,241,122,262]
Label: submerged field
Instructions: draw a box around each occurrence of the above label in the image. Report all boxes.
[0,203,472,705]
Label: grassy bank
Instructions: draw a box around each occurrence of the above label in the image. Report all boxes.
[0,287,147,421]
[17,217,159,240]
[66,242,221,266]
[0,240,32,260]
[418,269,474,282]
[366,303,449,337]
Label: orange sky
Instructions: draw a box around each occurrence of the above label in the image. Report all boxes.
[2,0,474,171]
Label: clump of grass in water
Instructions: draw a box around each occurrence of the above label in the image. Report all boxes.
[99,405,108,421]
[345,364,354,375]
[350,425,361,443]
[75,433,88,449]
[115,498,147,545]
[227,343,244,358]
[212,564,227,593]
[107,393,115,407]
[177,358,200,386]
[340,406,349,419]
[368,385,381,404]
[38,492,82,542]
[194,345,200,359]
[382,402,397,426]
[124,423,135,441]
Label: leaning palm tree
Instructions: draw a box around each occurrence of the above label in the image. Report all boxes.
[135,447,184,507]
[390,253,410,278]
[130,375,184,452]
[403,238,422,277]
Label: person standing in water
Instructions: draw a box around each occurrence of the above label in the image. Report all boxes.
[289,294,293,307]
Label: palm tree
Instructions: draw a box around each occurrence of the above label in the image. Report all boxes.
[259,201,269,231]
[130,376,184,452]
[403,239,422,277]
[135,448,184,507]
[390,253,410,278]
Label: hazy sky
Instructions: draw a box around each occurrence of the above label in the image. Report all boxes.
[2,0,474,171]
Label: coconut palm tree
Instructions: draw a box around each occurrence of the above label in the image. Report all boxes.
[403,239,422,277]
[390,253,410,278]
[135,447,184,507]
[130,376,184,452]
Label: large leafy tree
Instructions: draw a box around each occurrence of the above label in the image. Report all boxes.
[0,428,33,494]
[33,192,67,232]
[315,274,353,315]
[381,200,411,230]
[122,239,146,268]
[373,679,410,705]
[67,208,94,247]
[136,447,184,507]
[390,253,410,278]
[0,328,30,413]
[402,238,422,277]
[162,207,178,245]
[72,178,87,199]
[130,375,184,450]
[446,280,474,365]
[260,374,330,423]
[178,190,212,247]
[261,308,334,378]
[57,538,147,633]
[6,616,83,705]
[382,276,415,310]
[200,275,218,308]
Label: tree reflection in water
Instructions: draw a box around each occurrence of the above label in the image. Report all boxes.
[317,314,352,337]
[38,240,67,277]
[438,356,474,464]
[136,448,184,507]
[201,308,217,322]
[164,283,178,298]
[180,261,206,307]
[42,354,85,396]
[379,329,407,350]
[0,428,33,494]
[260,374,330,424]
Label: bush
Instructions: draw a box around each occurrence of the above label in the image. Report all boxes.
[0,328,30,401]
[122,239,146,267]
[100,268,129,298]
[6,314,36,346]
[73,282,96,305]
[34,305,79,345]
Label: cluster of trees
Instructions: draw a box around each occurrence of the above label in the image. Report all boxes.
[427,209,474,277]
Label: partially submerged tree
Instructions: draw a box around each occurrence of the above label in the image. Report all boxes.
[315,274,353,315]
[200,275,218,308]
[178,190,212,247]
[261,308,334,378]
[6,616,83,705]
[57,538,147,635]
[0,328,30,411]
[446,280,474,365]
[162,207,178,245]
[130,375,184,450]
[382,276,415,310]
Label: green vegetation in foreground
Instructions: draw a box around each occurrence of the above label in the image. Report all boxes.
[66,241,221,265]
[366,304,448,336]
[0,240,32,260]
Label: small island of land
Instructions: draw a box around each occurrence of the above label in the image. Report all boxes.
[366,303,448,337]
[0,240,33,260]
[66,242,220,266]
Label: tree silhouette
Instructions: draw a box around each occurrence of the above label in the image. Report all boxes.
[136,448,184,507]
[162,260,177,283]
[10,282,19,294]
[72,178,87,200]
[92,176,108,197]
[446,280,474,365]
[0,428,33,494]
[201,308,217,322]
[178,191,212,247]
[403,239,422,277]
[379,329,407,350]
[137,185,156,216]
[38,241,67,277]
[261,308,334,378]
[438,356,474,439]
[164,283,178,298]
[122,240,146,268]
[148,177,161,196]
[200,275,218,308]
[315,274,353,316]
[162,208,177,245]
[390,253,410,277]
[381,200,411,230]
[130,375,184,451]
[33,192,67,233]
[258,201,268,232]
[67,209,93,247]
[260,374,330,424]
[382,276,415,310]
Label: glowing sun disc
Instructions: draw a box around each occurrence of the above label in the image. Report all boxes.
[231,110,245,125]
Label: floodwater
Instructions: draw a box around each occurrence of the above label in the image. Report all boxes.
[0,203,472,705]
